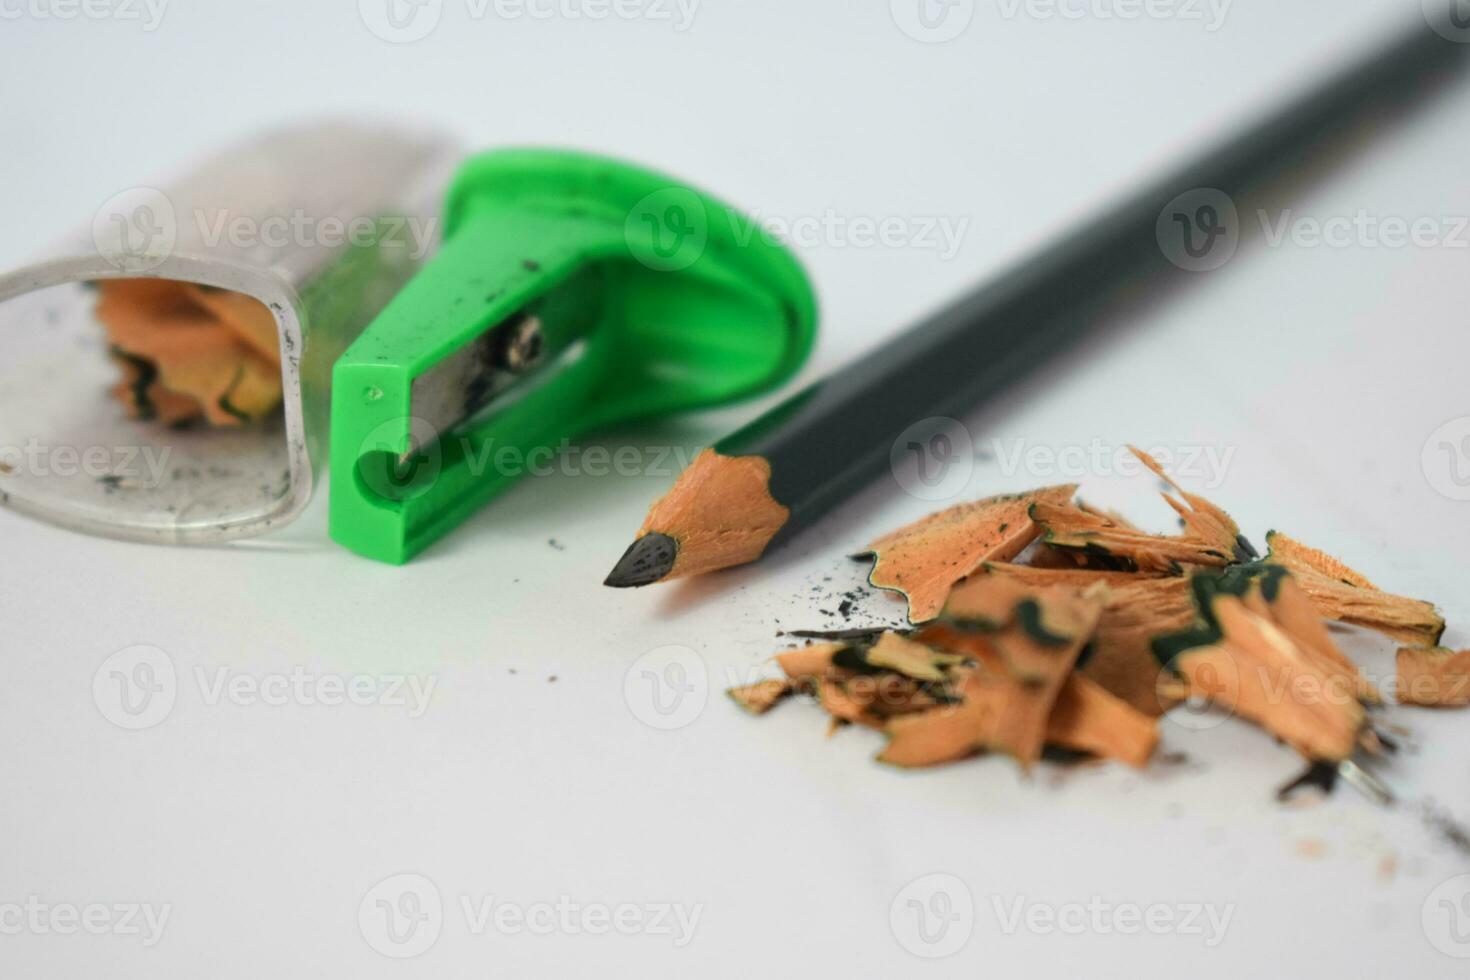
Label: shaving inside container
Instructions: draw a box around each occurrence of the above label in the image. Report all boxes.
[0,124,459,544]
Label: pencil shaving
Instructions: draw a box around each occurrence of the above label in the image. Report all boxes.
[728,679,794,715]
[1395,647,1470,708]
[983,563,1196,716]
[1265,531,1445,646]
[884,581,1105,769]
[859,484,1077,623]
[1154,567,1370,764]
[1025,448,1251,574]
[1046,674,1160,769]
[728,440,1454,799]
[774,642,847,680]
[97,278,282,427]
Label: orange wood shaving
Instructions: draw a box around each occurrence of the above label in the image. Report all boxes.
[98,278,281,426]
[819,678,884,729]
[877,666,1018,767]
[1130,445,1244,556]
[864,632,950,683]
[728,679,793,715]
[979,563,1196,716]
[1033,501,1236,574]
[1266,531,1377,588]
[1266,531,1444,646]
[773,643,846,680]
[861,484,1078,623]
[1395,647,1470,708]
[1032,447,1246,574]
[1241,567,1382,705]
[880,583,1105,768]
[1168,579,1368,763]
[1046,674,1159,769]
[184,285,281,362]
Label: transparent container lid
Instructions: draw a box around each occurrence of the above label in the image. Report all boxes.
[0,123,459,545]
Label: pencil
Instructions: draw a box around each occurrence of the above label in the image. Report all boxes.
[605,16,1468,589]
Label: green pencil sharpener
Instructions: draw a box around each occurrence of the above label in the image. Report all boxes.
[329,150,817,564]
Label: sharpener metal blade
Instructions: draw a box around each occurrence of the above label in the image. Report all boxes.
[407,312,547,453]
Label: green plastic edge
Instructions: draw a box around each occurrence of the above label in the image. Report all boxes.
[328,148,818,564]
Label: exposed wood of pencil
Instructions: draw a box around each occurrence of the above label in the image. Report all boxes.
[605,19,1468,588]
[604,450,788,587]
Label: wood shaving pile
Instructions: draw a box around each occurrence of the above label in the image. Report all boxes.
[730,447,1464,798]
[97,279,282,426]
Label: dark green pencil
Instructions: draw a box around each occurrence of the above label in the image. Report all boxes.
[606,14,1469,589]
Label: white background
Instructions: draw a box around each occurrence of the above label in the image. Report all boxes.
[2,1,1469,977]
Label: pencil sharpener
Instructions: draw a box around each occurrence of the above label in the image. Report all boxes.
[0,124,458,544]
[330,149,818,564]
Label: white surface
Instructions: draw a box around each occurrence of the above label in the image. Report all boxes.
[2,2,1469,977]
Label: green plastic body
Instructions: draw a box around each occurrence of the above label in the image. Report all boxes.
[329,149,817,564]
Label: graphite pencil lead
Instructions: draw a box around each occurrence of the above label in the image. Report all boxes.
[604,532,680,588]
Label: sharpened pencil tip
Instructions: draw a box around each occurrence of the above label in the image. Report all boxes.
[604,533,679,588]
